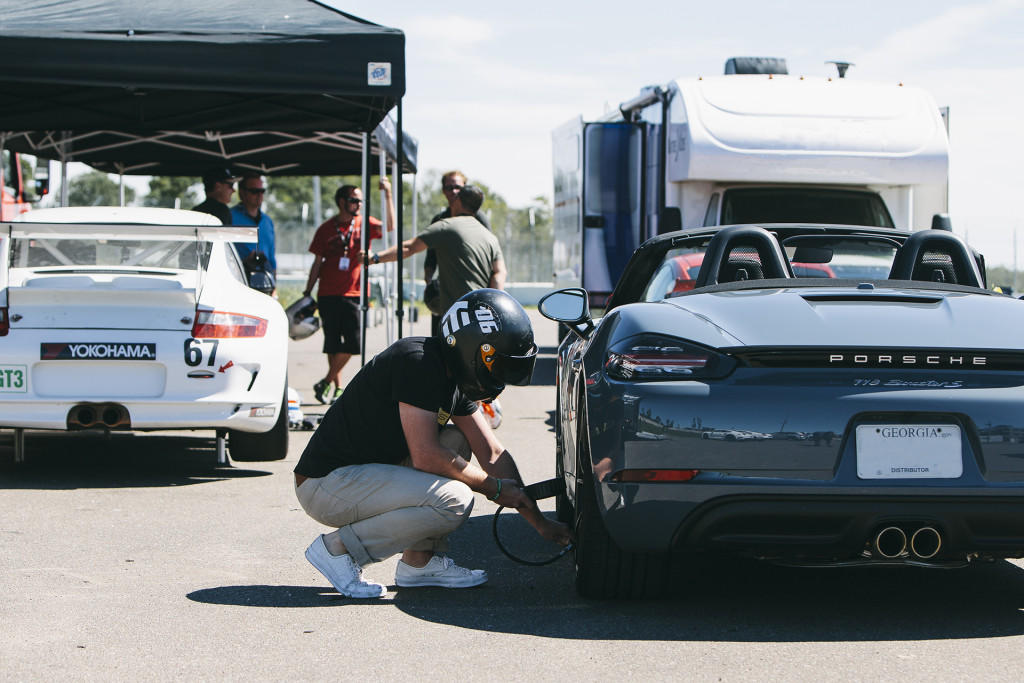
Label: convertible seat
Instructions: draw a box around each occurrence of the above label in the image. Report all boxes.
[695,225,792,287]
[887,230,983,288]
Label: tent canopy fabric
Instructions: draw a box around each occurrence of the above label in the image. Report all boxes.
[0,0,414,175]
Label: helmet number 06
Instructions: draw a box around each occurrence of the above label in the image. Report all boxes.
[476,307,499,334]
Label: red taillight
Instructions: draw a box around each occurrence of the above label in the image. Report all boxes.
[0,308,8,336]
[191,310,268,338]
[607,351,709,376]
[604,335,737,381]
[611,469,700,483]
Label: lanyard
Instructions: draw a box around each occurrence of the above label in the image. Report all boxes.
[334,217,356,257]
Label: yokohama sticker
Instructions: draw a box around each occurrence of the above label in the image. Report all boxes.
[41,342,157,361]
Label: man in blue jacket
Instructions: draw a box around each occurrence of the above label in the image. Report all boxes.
[231,173,276,278]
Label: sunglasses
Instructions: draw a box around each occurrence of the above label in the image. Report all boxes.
[242,187,266,194]
[442,184,463,192]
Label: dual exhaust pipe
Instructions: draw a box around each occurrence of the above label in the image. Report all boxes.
[66,402,131,431]
[871,525,942,560]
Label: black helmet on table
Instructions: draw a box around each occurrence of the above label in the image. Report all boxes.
[439,289,537,402]
[285,295,320,340]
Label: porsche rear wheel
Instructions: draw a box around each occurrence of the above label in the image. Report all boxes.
[573,403,670,599]
[229,388,289,462]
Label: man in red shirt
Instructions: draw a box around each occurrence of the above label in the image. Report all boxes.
[303,179,395,404]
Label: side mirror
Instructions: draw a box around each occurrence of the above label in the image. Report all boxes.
[539,287,594,339]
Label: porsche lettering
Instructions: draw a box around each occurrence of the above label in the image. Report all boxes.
[829,354,986,366]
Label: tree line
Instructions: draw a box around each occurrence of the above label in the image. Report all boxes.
[67,170,553,284]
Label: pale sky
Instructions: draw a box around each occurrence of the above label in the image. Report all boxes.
[324,0,1024,268]
[67,1,1024,268]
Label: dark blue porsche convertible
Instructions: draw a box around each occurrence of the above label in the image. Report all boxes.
[540,224,1024,599]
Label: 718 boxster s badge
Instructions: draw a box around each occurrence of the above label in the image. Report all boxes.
[541,223,1024,598]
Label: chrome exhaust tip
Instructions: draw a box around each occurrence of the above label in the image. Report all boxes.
[910,526,942,559]
[873,526,908,559]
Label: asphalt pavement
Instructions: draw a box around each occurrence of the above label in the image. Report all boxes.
[5,308,1024,681]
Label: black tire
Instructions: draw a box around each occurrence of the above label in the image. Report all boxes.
[228,388,289,462]
[573,402,670,599]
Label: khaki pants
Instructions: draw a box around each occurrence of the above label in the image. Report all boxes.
[295,426,475,566]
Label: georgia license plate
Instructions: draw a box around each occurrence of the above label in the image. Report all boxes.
[856,424,962,479]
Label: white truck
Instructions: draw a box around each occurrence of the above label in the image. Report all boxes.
[552,57,951,304]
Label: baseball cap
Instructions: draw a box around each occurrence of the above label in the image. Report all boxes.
[203,166,240,186]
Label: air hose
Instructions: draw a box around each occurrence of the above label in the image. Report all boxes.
[491,478,574,566]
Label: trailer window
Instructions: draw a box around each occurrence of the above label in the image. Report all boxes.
[721,188,895,228]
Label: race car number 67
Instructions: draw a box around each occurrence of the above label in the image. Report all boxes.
[184,338,219,367]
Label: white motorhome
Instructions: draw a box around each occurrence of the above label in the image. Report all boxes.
[552,57,950,304]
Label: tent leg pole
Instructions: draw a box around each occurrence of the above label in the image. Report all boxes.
[396,99,405,339]
[360,133,371,366]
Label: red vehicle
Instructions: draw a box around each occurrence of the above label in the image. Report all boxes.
[1,150,48,221]
[644,251,837,300]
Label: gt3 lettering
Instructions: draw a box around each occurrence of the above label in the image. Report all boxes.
[184,338,220,367]
[0,366,26,391]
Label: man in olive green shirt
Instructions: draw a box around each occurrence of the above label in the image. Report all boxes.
[368,185,506,314]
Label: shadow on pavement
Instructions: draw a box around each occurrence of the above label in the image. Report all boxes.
[186,513,1024,642]
[0,431,271,489]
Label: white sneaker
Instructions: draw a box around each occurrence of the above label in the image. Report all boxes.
[395,555,488,588]
[304,535,386,599]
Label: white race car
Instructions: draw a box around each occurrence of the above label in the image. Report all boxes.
[1,207,289,463]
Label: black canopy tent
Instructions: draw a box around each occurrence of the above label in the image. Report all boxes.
[0,0,415,342]
[0,0,403,133]
[0,0,414,173]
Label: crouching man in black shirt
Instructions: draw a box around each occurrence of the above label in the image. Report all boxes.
[294,289,573,598]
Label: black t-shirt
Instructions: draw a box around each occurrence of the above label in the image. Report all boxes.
[192,198,232,226]
[294,337,478,478]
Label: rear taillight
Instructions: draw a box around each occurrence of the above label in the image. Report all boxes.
[604,334,736,381]
[611,469,700,483]
[0,308,8,336]
[191,310,268,338]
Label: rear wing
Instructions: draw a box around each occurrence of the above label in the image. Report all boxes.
[3,223,257,243]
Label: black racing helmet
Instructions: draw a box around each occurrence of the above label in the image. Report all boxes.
[439,289,538,402]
